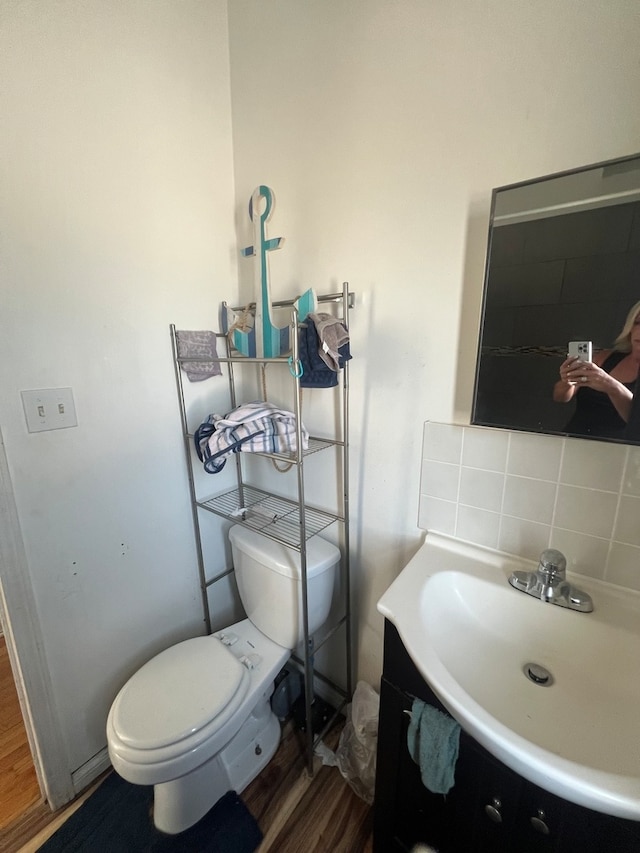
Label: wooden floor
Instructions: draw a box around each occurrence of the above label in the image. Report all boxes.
[244,723,373,852]
[1,689,374,853]
[0,637,42,832]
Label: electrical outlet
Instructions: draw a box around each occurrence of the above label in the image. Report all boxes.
[21,388,78,433]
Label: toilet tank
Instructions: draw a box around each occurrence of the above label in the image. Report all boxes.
[228,525,339,649]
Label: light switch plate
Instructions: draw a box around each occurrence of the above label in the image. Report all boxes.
[21,388,78,433]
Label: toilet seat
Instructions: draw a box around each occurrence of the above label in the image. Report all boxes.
[109,636,250,755]
[107,620,289,789]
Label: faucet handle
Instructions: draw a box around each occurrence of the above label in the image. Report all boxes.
[538,549,566,581]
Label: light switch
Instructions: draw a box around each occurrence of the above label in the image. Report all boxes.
[21,388,78,433]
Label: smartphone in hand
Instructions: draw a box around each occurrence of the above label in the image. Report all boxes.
[568,341,592,362]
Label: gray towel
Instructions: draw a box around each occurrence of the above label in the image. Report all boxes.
[407,699,460,794]
[175,330,222,382]
[307,312,350,371]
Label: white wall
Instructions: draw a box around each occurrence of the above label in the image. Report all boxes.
[227,0,640,685]
[0,0,237,782]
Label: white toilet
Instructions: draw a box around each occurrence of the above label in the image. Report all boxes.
[106,524,339,835]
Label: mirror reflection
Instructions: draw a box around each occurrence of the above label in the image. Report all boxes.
[472,153,640,444]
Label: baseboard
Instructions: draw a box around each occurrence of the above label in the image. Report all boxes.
[71,747,111,796]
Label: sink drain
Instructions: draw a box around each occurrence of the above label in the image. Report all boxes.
[524,663,553,686]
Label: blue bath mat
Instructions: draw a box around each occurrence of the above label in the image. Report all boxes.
[37,772,263,852]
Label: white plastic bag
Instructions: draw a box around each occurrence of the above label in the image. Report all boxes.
[335,681,380,804]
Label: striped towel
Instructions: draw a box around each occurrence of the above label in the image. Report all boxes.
[195,401,309,473]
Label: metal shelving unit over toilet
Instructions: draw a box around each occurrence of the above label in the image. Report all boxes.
[170,282,354,777]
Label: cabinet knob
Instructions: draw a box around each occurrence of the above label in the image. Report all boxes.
[484,797,502,823]
[530,808,550,835]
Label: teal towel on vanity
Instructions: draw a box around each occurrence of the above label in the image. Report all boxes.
[407,698,461,794]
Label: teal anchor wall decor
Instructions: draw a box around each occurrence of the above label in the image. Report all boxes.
[222,186,315,358]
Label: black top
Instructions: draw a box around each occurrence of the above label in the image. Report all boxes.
[625,377,640,441]
[565,351,635,439]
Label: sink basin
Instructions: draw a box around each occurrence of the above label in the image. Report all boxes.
[377,532,640,819]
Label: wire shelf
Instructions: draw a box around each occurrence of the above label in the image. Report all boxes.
[197,485,339,548]
[259,436,337,462]
[209,436,338,463]
[187,435,338,463]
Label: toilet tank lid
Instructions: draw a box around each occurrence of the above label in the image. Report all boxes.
[229,525,340,580]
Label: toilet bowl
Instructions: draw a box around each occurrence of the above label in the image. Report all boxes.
[106,525,339,834]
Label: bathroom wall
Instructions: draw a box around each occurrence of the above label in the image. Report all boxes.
[0,0,238,789]
[227,0,640,686]
[419,423,640,589]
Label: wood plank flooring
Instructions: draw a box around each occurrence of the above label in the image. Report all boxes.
[2,700,374,852]
[0,637,41,831]
[244,723,373,852]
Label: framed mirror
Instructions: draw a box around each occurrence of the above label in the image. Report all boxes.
[472,152,640,444]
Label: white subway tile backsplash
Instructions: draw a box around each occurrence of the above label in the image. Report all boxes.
[461,427,508,472]
[417,422,638,594]
[459,467,504,513]
[554,484,618,539]
[613,495,640,547]
[423,422,463,464]
[418,496,457,536]
[456,506,500,549]
[507,432,562,481]
[548,528,609,581]
[623,446,640,496]
[606,542,640,591]
[503,475,556,525]
[420,460,459,501]
[498,516,550,563]
[560,439,626,492]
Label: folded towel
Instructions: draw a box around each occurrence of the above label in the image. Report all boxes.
[175,330,222,381]
[299,321,337,388]
[407,699,460,795]
[298,318,351,388]
[307,312,350,371]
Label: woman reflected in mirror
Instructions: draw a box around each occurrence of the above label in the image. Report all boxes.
[553,300,640,439]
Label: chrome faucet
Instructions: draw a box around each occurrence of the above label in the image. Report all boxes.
[508,549,593,613]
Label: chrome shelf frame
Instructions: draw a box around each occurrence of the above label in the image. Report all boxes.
[170,282,354,778]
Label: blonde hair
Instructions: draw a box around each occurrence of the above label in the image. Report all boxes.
[614,300,640,353]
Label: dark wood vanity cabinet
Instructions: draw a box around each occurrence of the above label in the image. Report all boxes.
[373,621,640,853]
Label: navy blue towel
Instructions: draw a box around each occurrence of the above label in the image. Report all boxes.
[298,320,351,388]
